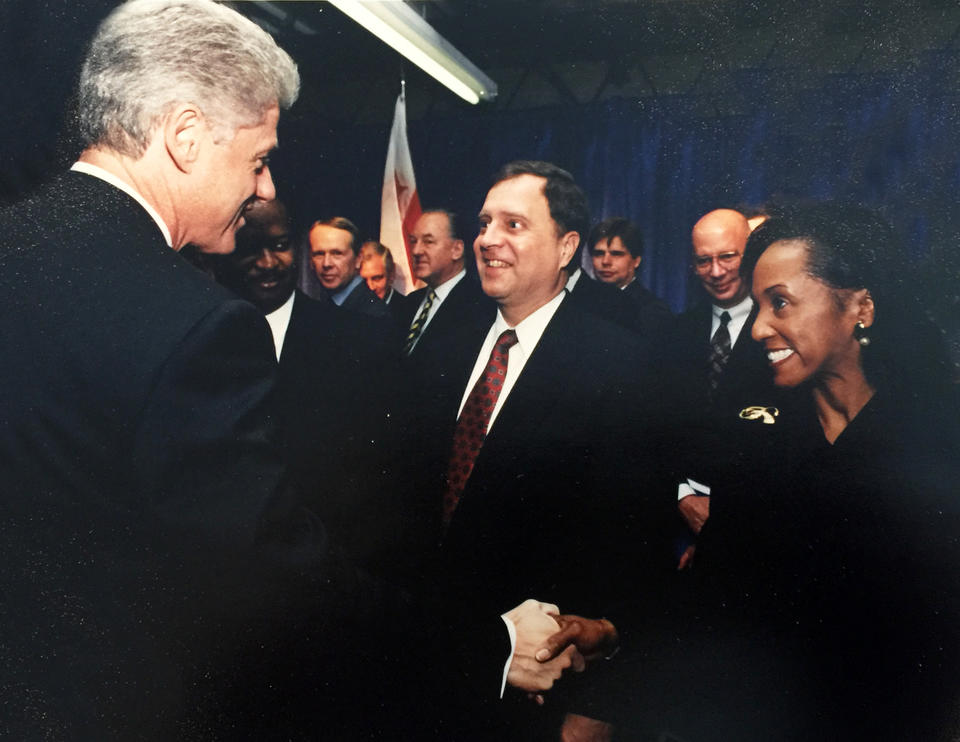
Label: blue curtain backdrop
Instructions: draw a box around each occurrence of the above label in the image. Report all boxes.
[276,51,960,313]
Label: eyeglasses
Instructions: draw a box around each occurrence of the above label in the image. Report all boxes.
[693,252,742,274]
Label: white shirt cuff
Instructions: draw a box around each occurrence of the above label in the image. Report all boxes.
[499,613,517,699]
[677,478,711,501]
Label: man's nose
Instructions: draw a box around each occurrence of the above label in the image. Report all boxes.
[477,224,501,249]
[255,166,276,202]
[256,248,278,268]
[709,258,725,278]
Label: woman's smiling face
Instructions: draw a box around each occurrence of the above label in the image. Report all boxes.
[751,239,868,388]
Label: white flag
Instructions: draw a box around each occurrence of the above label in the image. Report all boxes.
[380,92,422,295]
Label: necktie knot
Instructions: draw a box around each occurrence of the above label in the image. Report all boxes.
[719,310,731,326]
[495,329,518,353]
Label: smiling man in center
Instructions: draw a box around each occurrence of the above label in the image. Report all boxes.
[404,160,673,741]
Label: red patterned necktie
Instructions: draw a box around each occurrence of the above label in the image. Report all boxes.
[441,329,519,528]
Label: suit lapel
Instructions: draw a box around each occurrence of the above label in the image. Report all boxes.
[474,298,577,461]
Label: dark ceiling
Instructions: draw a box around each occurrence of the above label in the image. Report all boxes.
[236,0,960,124]
[3,0,959,203]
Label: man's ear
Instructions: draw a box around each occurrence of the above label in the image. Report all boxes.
[559,231,579,269]
[163,105,204,174]
[856,289,875,328]
[452,239,465,261]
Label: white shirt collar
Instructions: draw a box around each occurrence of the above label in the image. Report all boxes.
[70,161,173,247]
[712,294,753,324]
[458,290,566,427]
[265,291,296,361]
[431,268,466,302]
[492,289,566,356]
[564,267,582,292]
[711,294,754,346]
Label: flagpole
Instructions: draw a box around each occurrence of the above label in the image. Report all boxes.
[379,78,422,295]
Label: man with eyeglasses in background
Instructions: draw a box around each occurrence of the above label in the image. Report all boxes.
[668,208,780,561]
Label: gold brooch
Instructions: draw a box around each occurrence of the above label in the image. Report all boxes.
[739,406,780,425]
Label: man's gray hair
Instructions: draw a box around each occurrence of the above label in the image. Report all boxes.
[78,0,300,157]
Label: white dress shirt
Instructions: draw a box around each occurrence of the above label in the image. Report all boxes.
[455,290,567,698]
[678,295,756,500]
[458,290,566,432]
[710,294,754,347]
[265,291,296,361]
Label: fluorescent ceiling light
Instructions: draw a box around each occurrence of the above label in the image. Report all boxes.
[327,0,497,104]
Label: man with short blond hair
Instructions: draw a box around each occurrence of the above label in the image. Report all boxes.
[359,239,397,302]
[309,216,390,318]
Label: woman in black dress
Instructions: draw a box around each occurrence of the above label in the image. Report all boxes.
[727,204,960,739]
[620,205,959,741]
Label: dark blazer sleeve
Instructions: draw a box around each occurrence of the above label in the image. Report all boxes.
[132,298,308,554]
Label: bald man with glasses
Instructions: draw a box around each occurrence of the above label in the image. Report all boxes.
[668,209,782,549]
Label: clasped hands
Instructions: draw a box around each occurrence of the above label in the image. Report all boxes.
[506,599,619,700]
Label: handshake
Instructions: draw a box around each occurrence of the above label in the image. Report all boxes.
[504,599,619,697]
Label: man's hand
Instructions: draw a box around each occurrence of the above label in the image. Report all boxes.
[677,543,696,570]
[678,493,710,535]
[561,713,614,742]
[535,614,619,665]
[505,600,585,693]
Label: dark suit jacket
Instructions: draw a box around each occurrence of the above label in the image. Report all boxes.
[615,389,960,741]
[621,277,675,342]
[0,173,388,739]
[339,276,391,319]
[671,300,775,418]
[566,270,640,334]
[274,290,404,570]
[403,294,676,738]
[400,273,496,362]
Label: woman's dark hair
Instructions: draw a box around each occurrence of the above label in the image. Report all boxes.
[743,202,951,393]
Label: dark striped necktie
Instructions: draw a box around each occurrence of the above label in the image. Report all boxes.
[403,288,437,355]
[708,310,732,394]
